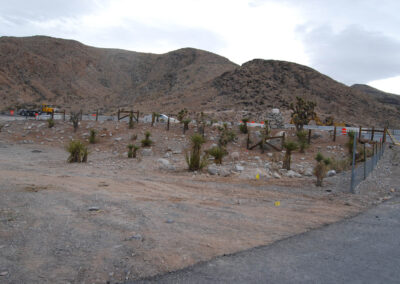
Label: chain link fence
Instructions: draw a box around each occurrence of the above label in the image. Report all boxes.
[350,133,385,193]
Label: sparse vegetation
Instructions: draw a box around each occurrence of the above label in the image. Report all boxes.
[89,129,97,144]
[131,134,138,141]
[282,141,298,170]
[329,157,351,173]
[296,130,308,153]
[314,153,331,186]
[186,133,208,171]
[182,119,191,134]
[47,118,54,128]
[207,146,228,165]
[177,108,188,122]
[66,140,88,163]
[141,131,153,147]
[128,144,139,158]
[218,124,236,146]
[70,112,80,132]
[290,97,316,131]
[239,118,249,134]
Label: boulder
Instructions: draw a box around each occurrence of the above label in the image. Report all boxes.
[141,148,153,156]
[219,167,231,177]
[158,158,175,171]
[230,152,240,161]
[285,170,302,178]
[234,164,244,172]
[207,165,219,175]
[327,170,336,177]
[303,168,314,176]
[272,172,281,179]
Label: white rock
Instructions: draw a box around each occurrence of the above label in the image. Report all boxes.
[272,108,280,114]
[208,165,219,175]
[327,170,336,177]
[114,137,122,141]
[304,168,314,176]
[234,164,244,172]
[141,148,153,156]
[273,172,281,179]
[158,158,176,171]
[219,167,231,177]
[286,170,302,178]
[231,152,240,161]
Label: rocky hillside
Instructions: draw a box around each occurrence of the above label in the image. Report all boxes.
[0,36,399,127]
[0,36,237,111]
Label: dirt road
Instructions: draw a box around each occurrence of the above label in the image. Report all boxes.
[0,124,396,283]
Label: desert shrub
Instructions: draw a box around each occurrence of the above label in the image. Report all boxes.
[70,112,80,132]
[0,124,4,132]
[141,131,153,147]
[89,129,97,144]
[182,118,191,134]
[185,133,208,171]
[296,130,308,153]
[218,124,236,146]
[177,108,188,122]
[239,118,249,134]
[47,118,55,128]
[128,144,139,158]
[314,153,331,186]
[207,146,228,165]
[131,134,138,141]
[66,140,88,163]
[282,141,299,170]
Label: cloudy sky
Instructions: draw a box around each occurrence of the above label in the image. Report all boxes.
[1,0,399,94]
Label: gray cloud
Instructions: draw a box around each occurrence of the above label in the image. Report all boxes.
[297,25,400,84]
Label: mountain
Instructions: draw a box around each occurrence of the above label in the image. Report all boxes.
[0,36,237,111]
[0,36,399,127]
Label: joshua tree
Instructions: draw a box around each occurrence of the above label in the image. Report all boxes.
[314,153,331,186]
[186,133,208,171]
[182,119,191,134]
[290,97,316,131]
[70,112,80,132]
[296,130,308,153]
[239,118,249,134]
[218,123,236,147]
[282,141,299,170]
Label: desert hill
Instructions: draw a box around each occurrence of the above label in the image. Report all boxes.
[0,36,399,127]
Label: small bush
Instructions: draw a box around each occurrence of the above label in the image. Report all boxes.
[218,125,236,146]
[131,134,138,141]
[70,112,80,132]
[329,157,351,173]
[207,146,228,165]
[128,144,139,158]
[89,129,97,144]
[47,118,55,128]
[66,140,88,163]
[186,133,208,171]
[141,131,153,147]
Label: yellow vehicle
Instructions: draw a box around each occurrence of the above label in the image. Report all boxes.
[41,104,55,114]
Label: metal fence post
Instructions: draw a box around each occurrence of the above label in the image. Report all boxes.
[363,143,366,180]
[350,133,357,193]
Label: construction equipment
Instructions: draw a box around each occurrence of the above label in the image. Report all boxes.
[41,104,56,114]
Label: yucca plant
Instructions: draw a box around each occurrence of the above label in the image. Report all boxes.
[89,129,97,144]
[207,146,228,165]
[282,141,299,170]
[128,112,134,129]
[128,144,139,158]
[66,140,88,163]
[296,130,308,153]
[47,118,55,128]
[314,153,331,186]
[186,133,208,171]
[70,112,80,132]
[141,131,153,147]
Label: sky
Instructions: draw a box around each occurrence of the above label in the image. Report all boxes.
[1,0,399,94]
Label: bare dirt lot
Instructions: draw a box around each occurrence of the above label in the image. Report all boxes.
[0,118,398,283]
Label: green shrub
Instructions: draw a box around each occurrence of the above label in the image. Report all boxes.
[207,146,228,165]
[218,125,236,146]
[128,144,139,158]
[47,118,55,128]
[329,157,351,173]
[141,131,153,147]
[89,129,97,144]
[185,134,208,171]
[66,140,88,163]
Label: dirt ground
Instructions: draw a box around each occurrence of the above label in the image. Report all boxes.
[0,118,397,283]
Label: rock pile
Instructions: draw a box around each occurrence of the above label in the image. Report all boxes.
[266,109,284,129]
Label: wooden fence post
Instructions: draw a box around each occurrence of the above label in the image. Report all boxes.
[308,129,312,145]
[358,126,362,140]
[333,126,337,142]
[80,110,83,121]
[63,110,66,121]
[136,111,139,123]
[371,126,375,141]
[117,109,120,121]
[96,109,99,122]
[281,132,286,150]
[383,127,387,143]
[246,132,250,150]
[167,116,170,131]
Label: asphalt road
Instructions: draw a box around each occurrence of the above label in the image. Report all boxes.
[132,198,400,284]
